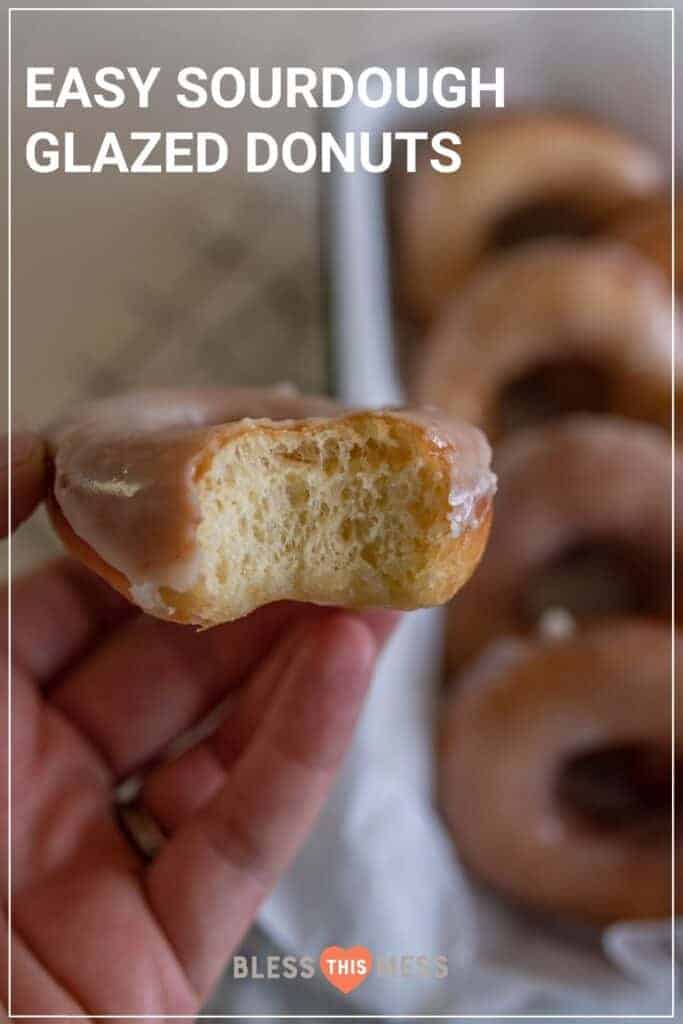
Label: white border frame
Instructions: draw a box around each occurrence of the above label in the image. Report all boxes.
[6,6,679,1015]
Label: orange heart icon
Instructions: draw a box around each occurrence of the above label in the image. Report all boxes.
[319,945,373,994]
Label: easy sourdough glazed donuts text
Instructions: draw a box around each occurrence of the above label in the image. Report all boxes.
[47,389,496,627]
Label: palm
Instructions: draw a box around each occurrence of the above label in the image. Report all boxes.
[2,437,392,1019]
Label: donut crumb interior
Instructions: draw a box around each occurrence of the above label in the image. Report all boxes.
[187,415,462,623]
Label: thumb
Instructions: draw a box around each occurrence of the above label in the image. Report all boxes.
[0,432,47,538]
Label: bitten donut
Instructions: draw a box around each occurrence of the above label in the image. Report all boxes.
[439,620,678,923]
[611,193,681,295]
[47,389,496,626]
[415,242,675,439]
[447,416,677,673]
[398,111,662,322]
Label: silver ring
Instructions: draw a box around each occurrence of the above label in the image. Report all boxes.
[114,778,166,862]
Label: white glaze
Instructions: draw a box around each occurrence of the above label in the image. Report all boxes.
[48,389,496,604]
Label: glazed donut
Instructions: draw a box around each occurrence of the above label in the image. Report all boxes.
[611,193,681,295]
[415,241,675,440]
[398,111,662,323]
[447,416,677,673]
[47,388,496,626]
[439,620,678,923]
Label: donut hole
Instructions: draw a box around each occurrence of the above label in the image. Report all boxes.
[497,357,612,437]
[490,198,598,251]
[524,540,665,629]
[556,744,677,839]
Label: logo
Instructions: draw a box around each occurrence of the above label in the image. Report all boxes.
[319,945,373,994]
[231,948,449,993]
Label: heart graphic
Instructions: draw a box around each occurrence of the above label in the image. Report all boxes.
[319,945,373,995]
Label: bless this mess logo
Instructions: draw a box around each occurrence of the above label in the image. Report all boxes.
[232,946,448,995]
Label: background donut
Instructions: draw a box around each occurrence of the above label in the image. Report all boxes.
[446,416,677,674]
[397,111,663,324]
[610,193,681,296]
[414,241,675,441]
[438,619,678,924]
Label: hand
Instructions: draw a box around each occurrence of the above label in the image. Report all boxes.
[1,431,398,1019]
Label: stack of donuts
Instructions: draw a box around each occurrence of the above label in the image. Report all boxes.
[399,110,679,924]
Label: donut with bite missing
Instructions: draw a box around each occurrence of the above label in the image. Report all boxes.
[47,388,496,627]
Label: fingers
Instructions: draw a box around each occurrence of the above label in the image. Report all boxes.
[139,614,310,832]
[6,558,134,682]
[138,609,399,834]
[1,432,47,538]
[145,612,378,1000]
[52,601,312,778]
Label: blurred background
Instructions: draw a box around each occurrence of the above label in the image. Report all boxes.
[6,4,519,574]
[7,2,675,575]
[5,3,680,1018]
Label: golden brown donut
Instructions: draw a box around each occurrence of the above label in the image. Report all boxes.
[398,111,663,323]
[415,241,676,440]
[611,193,681,295]
[447,416,676,673]
[439,620,678,924]
[47,389,496,626]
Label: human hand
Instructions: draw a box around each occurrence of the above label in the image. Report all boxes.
[1,431,398,1019]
